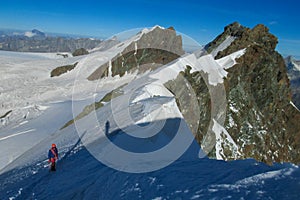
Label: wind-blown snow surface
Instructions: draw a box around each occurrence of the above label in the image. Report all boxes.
[1,28,300,199]
[1,143,299,199]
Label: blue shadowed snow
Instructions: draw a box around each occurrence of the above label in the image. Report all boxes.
[0,119,299,200]
[106,118,181,153]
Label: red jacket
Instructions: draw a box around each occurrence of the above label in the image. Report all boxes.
[48,147,58,162]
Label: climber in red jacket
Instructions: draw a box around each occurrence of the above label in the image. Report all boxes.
[48,143,58,171]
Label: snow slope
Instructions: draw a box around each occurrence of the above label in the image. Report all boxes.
[291,59,300,72]
[1,140,299,199]
[0,27,152,171]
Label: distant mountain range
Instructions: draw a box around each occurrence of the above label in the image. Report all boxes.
[0,29,102,52]
[285,56,300,109]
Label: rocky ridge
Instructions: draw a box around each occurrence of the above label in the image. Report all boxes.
[85,23,300,164]
[204,22,300,164]
[87,26,184,80]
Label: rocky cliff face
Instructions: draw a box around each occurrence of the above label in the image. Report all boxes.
[285,56,300,109]
[204,22,300,164]
[87,26,184,80]
[164,23,300,164]
[65,23,300,165]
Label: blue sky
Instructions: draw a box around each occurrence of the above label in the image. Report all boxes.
[0,0,299,57]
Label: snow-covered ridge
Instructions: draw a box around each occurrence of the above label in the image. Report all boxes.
[149,52,236,86]
[216,48,246,69]
[211,36,236,58]
[291,59,300,71]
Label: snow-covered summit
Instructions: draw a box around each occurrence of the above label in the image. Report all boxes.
[24,29,46,38]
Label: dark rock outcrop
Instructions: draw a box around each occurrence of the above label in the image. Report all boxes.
[202,23,300,164]
[50,62,78,77]
[72,48,89,57]
[205,22,246,54]
[87,27,184,80]
[165,66,211,144]
[165,23,300,164]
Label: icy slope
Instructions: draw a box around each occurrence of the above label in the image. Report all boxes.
[1,92,299,199]
[1,93,299,199]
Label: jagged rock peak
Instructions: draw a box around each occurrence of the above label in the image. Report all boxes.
[205,22,278,59]
[213,23,278,59]
[250,24,278,49]
[205,22,246,54]
[88,25,184,80]
[134,26,184,56]
[223,21,246,37]
[203,23,300,164]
